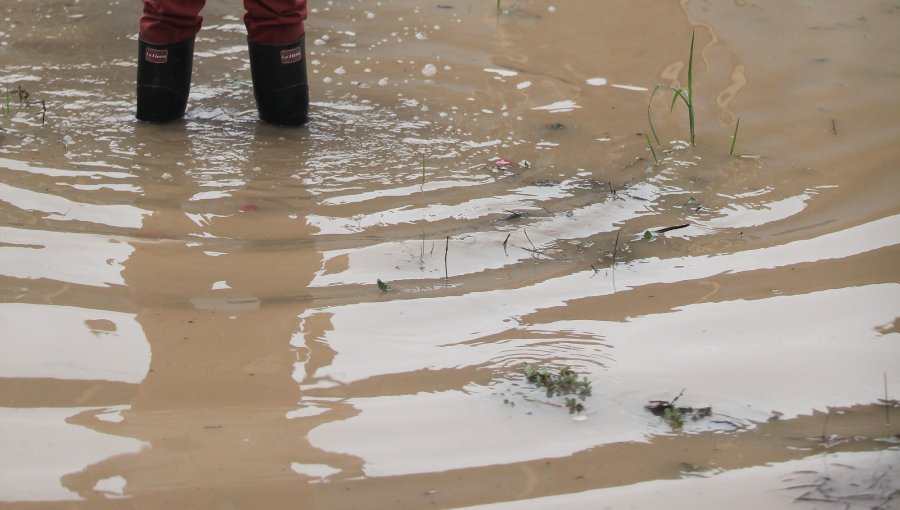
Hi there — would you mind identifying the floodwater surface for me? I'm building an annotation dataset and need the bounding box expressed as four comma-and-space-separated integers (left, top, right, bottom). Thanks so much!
1, 0, 899, 508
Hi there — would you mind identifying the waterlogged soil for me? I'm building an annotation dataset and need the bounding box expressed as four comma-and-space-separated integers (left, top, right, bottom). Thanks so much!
2, 0, 899, 508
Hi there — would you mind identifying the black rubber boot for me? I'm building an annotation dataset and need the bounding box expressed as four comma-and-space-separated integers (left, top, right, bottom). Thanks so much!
136, 37, 194, 122
248, 35, 309, 126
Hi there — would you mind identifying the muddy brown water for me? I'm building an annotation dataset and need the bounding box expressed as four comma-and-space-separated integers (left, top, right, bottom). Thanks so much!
1, 0, 899, 508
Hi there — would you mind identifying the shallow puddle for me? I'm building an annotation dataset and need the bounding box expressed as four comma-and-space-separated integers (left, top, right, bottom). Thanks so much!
1, 0, 899, 508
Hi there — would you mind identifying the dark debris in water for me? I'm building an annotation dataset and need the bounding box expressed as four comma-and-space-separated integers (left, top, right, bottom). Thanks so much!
645, 389, 712, 430
654, 224, 689, 234
501, 210, 526, 221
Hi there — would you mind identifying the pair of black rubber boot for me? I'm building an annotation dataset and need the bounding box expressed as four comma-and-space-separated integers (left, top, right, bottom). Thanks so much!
136, 36, 308, 126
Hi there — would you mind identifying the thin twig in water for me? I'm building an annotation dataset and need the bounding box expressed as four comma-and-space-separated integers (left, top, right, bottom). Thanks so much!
444, 236, 449, 280
420, 232, 425, 265
612, 229, 621, 266
832, 119, 837, 135
523, 229, 538, 252
502, 233, 510, 249
608, 182, 625, 201
821, 408, 832, 440
886, 372, 891, 425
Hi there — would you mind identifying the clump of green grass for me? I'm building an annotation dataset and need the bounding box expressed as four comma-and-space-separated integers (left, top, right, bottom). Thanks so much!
523, 363, 592, 413
647, 33, 747, 155
648, 30, 695, 147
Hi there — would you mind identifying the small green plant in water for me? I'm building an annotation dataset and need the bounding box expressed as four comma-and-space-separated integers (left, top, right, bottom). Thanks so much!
523, 363, 592, 414
648, 31, 696, 146
663, 407, 684, 429
565, 397, 585, 414
647, 33, 744, 154
647, 31, 694, 145
376, 279, 390, 292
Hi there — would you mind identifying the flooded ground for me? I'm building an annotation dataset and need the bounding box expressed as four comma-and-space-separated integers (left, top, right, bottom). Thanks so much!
1, 0, 899, 508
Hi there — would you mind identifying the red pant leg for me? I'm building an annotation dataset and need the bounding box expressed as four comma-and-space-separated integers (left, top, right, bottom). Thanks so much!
243, 0, 307, 45
140, 0, 206, 45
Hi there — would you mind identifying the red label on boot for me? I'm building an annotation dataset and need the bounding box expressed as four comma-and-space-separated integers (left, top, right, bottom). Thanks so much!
145, 48, 168, 64
280, 47, 303, 64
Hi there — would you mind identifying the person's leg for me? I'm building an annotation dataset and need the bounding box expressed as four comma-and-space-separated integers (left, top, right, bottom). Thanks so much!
136, 0, 205, 122
244, 0, 309, 126
243, 0, 307, 45
140, 0, 206, 45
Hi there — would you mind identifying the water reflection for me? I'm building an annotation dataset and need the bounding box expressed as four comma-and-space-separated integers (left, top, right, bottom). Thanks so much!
47, 124, 371, 503
0, 407, 146, 502
0, 305, 148, 382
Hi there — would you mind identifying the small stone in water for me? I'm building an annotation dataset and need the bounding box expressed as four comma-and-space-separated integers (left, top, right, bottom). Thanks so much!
421, 63, 437, 77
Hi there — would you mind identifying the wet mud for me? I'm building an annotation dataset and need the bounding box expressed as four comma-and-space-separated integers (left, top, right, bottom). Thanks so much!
1, 0, 899, 508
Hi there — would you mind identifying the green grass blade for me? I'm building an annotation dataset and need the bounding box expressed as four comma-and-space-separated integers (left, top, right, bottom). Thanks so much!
647, 85, 665, 145
687, 30, 695, 145
644, 132, 659, 164
670, 87, 689, 111
669, 89, 681, 113
729, 117, 740, 156
649, 83, 691, 147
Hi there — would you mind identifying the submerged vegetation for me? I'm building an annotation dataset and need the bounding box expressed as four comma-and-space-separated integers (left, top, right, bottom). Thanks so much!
523, 363, 592, 414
